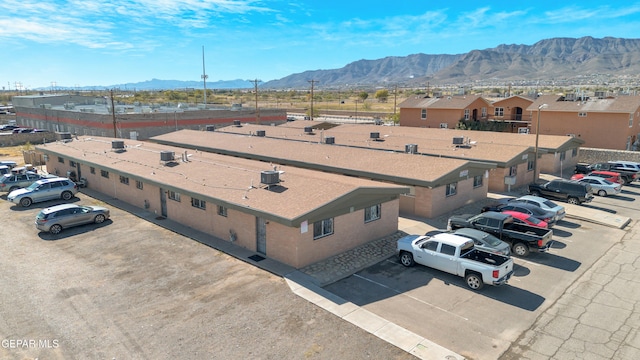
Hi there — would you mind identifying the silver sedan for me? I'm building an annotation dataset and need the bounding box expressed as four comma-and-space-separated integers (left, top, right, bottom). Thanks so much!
575, 177, 621, 196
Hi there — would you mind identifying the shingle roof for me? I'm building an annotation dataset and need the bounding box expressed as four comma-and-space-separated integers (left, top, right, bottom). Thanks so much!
36, 137, 407, 226
528, 95, 640, 113
399, 95, 490, 109
151, 130, 495, 187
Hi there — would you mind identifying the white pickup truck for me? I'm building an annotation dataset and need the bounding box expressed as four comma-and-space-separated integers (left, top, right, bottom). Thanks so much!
396, 233, 514, 290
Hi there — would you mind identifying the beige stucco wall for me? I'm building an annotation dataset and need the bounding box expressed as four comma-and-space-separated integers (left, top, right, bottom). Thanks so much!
535, 110, 640, 150
400, 98, 490, 129
402, 177, 486, 218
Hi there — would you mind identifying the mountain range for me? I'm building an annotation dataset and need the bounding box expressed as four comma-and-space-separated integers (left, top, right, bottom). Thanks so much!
60, 36, 640, 91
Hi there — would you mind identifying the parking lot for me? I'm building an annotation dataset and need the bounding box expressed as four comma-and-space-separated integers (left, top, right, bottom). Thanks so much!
0, 191, 413, 360
1, 165, 638, 360
325, 184, 639, 359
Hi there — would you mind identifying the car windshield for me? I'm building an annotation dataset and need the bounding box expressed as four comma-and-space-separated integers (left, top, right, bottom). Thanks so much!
602, 179, 614, 185
481, 233, 502, 246
542, 199, 557, 208
527, 216, 542, 225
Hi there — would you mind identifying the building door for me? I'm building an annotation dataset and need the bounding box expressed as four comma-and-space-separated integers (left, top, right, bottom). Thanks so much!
256, 217, 267, 255
159, 188, 167, 217
515, 107, 523, 121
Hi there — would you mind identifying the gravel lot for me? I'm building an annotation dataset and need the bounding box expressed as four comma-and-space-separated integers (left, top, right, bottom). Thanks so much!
0, 189, 415, 360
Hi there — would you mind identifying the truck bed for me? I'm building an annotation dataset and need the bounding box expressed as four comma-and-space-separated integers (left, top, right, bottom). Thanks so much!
461, 248, 510, 267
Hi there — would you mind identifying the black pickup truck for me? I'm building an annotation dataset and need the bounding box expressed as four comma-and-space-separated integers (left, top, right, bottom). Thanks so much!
447, 211, 553, 257
575, 162, 637, 184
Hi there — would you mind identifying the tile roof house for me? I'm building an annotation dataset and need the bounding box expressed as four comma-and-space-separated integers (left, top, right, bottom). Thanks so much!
528, 94, 640, 150
36, 137, 407, 268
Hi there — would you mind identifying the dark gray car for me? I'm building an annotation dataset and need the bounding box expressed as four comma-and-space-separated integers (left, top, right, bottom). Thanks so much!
426, 228, 511, 256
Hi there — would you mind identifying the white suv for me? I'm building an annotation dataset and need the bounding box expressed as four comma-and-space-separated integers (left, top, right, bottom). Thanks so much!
608, 161, 640, 179
7, 177, 78, 207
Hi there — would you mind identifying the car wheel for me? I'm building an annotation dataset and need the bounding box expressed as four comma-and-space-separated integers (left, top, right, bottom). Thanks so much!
512, 242, 530, 257
49, 224, 63, 234
567, 197, 580, 205
399, 252, 415, 267
531, 190, 541, 197
598, 190, 607, 197
61, 191, 73, 201
465, 272, 484, 290
94, 214, 106, 224
19, 197, 32, 207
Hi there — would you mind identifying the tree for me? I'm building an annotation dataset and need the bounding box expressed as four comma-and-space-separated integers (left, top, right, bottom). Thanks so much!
358, 91, 369, 102
374, 89, 389, 102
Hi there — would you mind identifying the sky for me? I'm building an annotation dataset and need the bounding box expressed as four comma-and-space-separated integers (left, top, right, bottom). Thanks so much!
2, 0, 640, 89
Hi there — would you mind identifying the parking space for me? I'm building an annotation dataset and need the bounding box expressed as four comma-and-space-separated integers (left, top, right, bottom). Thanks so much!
325, 184, 637, 360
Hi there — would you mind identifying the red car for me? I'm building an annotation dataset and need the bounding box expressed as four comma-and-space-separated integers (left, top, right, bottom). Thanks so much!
502, 210, 549, 229
571, 171, 623, 184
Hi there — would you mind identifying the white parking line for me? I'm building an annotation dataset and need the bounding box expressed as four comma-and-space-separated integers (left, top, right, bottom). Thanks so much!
352, 273, 469, 321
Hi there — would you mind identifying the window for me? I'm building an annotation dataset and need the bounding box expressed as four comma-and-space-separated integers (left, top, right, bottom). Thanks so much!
119, 175, 129, 185
440, 244, 456, 256
90, 167, 95, 174
421, 109, 427, 120
481, 107, 487, 117
58, 157, 64, 164
191, 197, 206, 210
217, 205, 227, 217
509, 166, 517, 176
630, 114, 634, 128
446, 182, 457, 196
100, 170, 109, 178
439, 123, 448, 129
578, 112, 587, 117
494, 107, 504, 116
559, 152, 566, 161
464, 109, 470, 120
572, 148, 578, 157
136, 180, 143, 190
69, 160, 77, 167
528, 160, 535, 171
168, 190, 180, 202
313, 218, 334, 239
473, 175, 483, 188
424, 241, 438, 251
364, 204, 381, 223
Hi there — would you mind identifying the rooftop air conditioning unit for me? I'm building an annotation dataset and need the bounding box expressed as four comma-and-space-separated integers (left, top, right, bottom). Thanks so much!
324, 136, 335, 144
452, 136, 464, 145
370, 132, 380, 140
256, 130, 266, 137
233, 120, 241, 127
57, 132, 72, 141
260, 170, 280, 186
111, 140, 126, 152
304, 127, 313, 134
405, 144, 418, 154
205, 125, 215, 132
160, 151, 175, 162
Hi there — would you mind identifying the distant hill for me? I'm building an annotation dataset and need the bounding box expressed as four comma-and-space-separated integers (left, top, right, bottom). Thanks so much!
44, 36, 640, 91
262, 36, 640, 89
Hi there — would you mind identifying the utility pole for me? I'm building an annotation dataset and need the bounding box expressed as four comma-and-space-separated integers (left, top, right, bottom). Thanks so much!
249, 79, 262, 124
201, 46, 208, 107
110, 89, 117, 138
393, 84, 398, 115
308, 80, 317, 120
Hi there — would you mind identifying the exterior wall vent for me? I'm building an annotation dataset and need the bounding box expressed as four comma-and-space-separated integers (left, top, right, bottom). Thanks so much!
160, 151, 175, 162
256, 130, 266, 137
205, 125, 216, 131
325, 136, 335, 144
233, 120, 242, 127
370, 132, 380, 140
111, 140, 126, 152
452, 136, 464, 145
260, 170, 280, 185
405, 144, 418, 154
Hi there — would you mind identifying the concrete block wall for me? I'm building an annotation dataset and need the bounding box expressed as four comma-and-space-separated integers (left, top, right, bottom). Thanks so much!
578, 148, 640, 164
